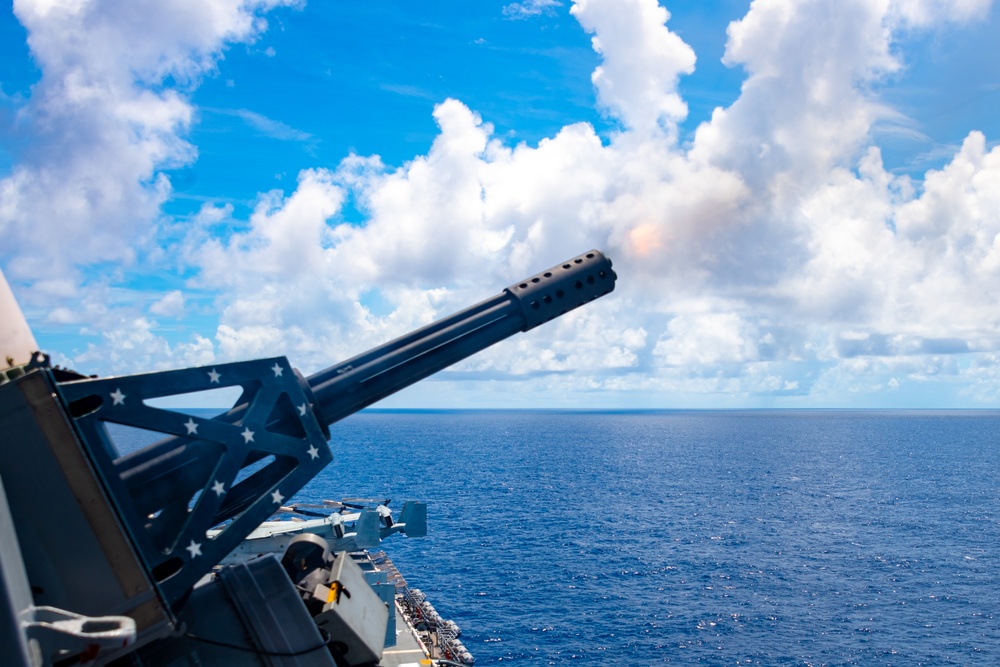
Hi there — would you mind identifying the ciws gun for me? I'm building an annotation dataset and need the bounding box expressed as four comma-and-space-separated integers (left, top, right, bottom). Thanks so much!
0, 250, 616, 667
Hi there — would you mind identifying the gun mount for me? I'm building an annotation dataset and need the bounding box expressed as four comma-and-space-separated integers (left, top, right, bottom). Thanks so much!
0, 250, 615, 666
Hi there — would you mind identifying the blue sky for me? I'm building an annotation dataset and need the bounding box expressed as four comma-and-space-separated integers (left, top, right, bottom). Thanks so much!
2, 0, 1000, 409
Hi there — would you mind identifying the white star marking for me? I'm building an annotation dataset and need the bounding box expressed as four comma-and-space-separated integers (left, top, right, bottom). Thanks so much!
241, 427, 255, 443
271, 489, 284, 505
184, 418, 198, 435
185, 540, 202, 558
271, 363, 283, 377
298, 403, 308, 417
211, 481, 226, 497
307, 445, 320, 460
207, 368, 221, 384
110, 388, 126, 406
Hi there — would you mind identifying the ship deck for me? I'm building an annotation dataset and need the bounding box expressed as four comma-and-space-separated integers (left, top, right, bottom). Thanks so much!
379, 600, 431, 667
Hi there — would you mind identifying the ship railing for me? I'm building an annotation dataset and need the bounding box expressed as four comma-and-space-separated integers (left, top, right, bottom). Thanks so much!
368, 550, 475, 665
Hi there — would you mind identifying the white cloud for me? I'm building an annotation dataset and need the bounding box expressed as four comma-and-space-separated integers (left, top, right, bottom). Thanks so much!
1, 0, 299, 281
175, 0, 1000, 405
194, 168, 344, 289
571, 0, 695, 137
891, 132, 1000, 336
5, 0, 1000, 406
503, 0, 562, 20
74, 316, 216, 374
889, 0, 992, 26
654, 313, 760, 367
691, 0, 896, 192
149, 290, 186, 318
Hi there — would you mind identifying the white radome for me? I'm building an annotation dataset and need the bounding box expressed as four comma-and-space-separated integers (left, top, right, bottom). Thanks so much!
0, 268, 38, 367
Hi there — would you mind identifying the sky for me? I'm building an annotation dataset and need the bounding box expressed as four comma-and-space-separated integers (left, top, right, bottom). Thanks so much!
2, 0, 1000, 409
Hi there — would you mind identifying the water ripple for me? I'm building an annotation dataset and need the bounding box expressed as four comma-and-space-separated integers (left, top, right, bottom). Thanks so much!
296, 410, 1000, 666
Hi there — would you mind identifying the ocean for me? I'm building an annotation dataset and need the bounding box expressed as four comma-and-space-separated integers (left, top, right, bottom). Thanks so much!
294, 410, 1000, 666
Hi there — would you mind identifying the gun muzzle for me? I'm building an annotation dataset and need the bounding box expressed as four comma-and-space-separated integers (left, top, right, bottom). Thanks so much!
306, 250, 616, 425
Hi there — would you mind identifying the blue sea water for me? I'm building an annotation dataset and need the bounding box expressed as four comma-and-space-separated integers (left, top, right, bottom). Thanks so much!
292, 410, 1000, 666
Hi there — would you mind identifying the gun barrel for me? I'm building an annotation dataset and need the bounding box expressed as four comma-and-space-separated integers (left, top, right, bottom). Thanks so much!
112, 250, 615, 522
307, 249, 616, 425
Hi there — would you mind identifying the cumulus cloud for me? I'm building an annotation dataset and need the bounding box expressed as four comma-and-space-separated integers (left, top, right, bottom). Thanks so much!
571, 0, 695, 137
654, 313, 760, 368
3, 0, 1000, 406
75, 317, 215, 373
0, 0, 298, 281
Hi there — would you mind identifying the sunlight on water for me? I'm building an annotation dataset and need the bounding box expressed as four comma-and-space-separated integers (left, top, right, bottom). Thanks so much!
300, 410, 1000, 666
113, 410, 1000, 665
